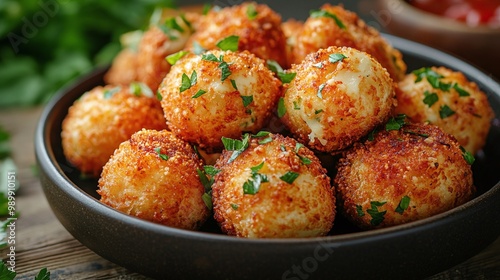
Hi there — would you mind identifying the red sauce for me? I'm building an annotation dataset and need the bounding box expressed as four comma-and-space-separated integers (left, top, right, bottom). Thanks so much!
407, 0, 500, 26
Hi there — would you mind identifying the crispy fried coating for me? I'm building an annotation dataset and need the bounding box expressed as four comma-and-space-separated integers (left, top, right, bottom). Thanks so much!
335, 122, 475, 230
159, 50, 281, 152
212, 133, 335, 238
395, 66, 495, 154
281, 46, 397, 154
98, 129, 210, 230
292, 4, 406, 81
61, 85, 167, 177
185, 2, 288, 67
104, 48, 138, 86
281, 19, 303, 68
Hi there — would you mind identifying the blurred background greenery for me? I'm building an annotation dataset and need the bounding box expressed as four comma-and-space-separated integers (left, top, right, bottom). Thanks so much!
0, 0, 175, 108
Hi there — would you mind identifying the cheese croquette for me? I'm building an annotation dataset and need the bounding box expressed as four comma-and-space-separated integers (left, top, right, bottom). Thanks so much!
280, 46, 397, 154
335, 121, 475, 230
136, 14, 196, 91
395, 66, 495, 154
98, 129, 210, 230
185, 2, 288, 67
212, 133, 335, 238
159, 50, 281, 152
292, 4, 406, 81
61, 85, 167, 177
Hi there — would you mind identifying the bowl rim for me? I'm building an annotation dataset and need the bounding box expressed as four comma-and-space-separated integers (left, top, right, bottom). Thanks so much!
380, 0, 500, 34
35, 33, 500, 246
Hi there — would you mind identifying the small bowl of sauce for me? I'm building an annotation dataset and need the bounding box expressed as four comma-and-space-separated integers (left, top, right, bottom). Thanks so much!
378, 0, 500, 78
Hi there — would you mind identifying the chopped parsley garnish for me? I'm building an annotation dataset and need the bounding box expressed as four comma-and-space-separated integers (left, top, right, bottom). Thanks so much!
356, 205, 365, 217
180, 70, 197, 92
453, 83, 470, 97
202, 3, 212, 15
294, 143, 312, 165
230, 203, 239, 210
154, 147, 169, 161
293, 99, 301, 110
423, 90, 439, 107
216, 35, 239, 52
222, 133, 251, 163
385, 114, 406, 131
427, 75, 452, 91
129, 82, 153, 97
241, 95, 253, 107
413, 67, 442, 83
460, 147, 475, 165
366, 201, 387, 226
156, 91, 163, 101
103, 86, 121, 99
317, 83, 326, 99
202, 53, 233, 81
280, 171, 300, 184
166, 50, 189, 65
252, 131, 273, 145
439, 105, 455, 119
197, 165, 220, 210
159, 17, 184, 40
277, 97, 286, 118
404, 130, 429, 138
395, 196, 410, 214
310, 9, 346, 29
367, 128, 378, 141
230, 79, 238, 90
192, 89, 207, 98
315, 109, 324, 114
243, 161, 269, 195
329, 53, 347, 63
266, 60, 296, 84
246, 4, 258, 19
180, 14, 194, 33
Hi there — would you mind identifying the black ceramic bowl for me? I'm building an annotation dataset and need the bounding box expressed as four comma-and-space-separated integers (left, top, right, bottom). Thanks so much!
35, 33, 500, 279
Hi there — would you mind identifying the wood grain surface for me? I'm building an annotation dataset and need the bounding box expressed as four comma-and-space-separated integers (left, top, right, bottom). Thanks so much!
1, 107, 499, 279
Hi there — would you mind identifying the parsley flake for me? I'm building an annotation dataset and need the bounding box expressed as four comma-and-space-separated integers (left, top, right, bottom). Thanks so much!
317, 83, 326, 99
310, 9, 346, 29
395, 196, 410, 214
156, 91, 163, 101
329, 53, 347, 63
230, 203, 239, 210
166, 50, 188, 65
460, 146, 475, 165
103, 86, 121, 99
246, 4, 258, 19
243, 162, 269, 195
367, 201, 387, 226
277, 97, 286, 118
385, 114, 406, 131
230, 79, 238, 90
439, 105, 455, 119
192, 89, 207, 98
154, 147, 169, 161
180, 70, 197, 92
241, 95, 253, 107
216, 35, 239, 52
294, 143, 312, 165
453, 83, 470, 97
129, 82, 153, 97
266, 60, 296, 84
222, 133, 251, 163
423, 91, 439, 107
280, 171, 300, 184
356, 205, 365, 217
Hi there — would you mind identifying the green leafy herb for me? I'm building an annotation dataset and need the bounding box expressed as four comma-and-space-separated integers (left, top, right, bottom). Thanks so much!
252, 131, 273, 145
201, 193, 212, 209
129, 82, 153, 97
277, 97, 286, 118
293, 100, 301, 110
230, 79, 238, 90
218, 62, 232, 81
197, 165, 220, 210
180, 14, 194, 33
222, 133, 251, 163
241, 95, 253, 107
367, 128, 378, 141
202, 53, 220, 62
0, 261, 16, 280
266, 60, 296, 84
156, 91, 163, 101
202, 3, 212, 15
35, 267, 50, 280
159, 17, 184, 40
460, 147, 475, 165
154, 147, 169, 161
315, 109, 324, 115
246, 4, 258, 19
427, 75, 452, 91
294, 143, 312, 165
180, 70, 197, 92
329, 53, 347, 63
317, 83, 326, 99
439, 105, 455, 119
230, 203, 239, 210
216, 35, 239, 52
453, 83, 470, 97
395, 196, 410, 214
423, 91, 439, 107
280, 171, 300, 184
103, 86, 121, 99
166, 50, 189, 65
192, 89, 207, 98
385, 114, 406, 131
356, 205, 365, 217
243, 162, 268, 195
412, 67, 443, 83
310, 9, 346, 29
366, 201, 387, 226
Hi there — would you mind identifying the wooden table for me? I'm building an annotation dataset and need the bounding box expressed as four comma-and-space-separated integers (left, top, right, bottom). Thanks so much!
1, 107, 500, 279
